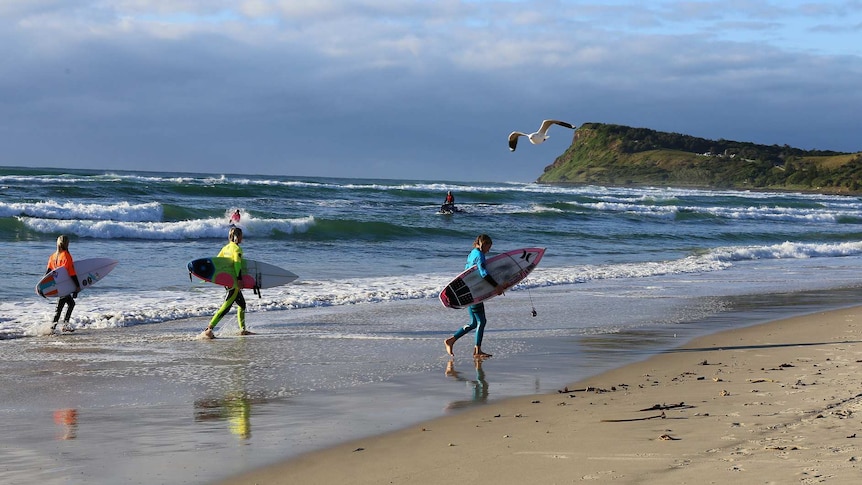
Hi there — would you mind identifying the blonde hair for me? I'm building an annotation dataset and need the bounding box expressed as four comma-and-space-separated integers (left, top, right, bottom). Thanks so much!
56, 235, 69, 251
473, 234, 492, 249
229, 226, 243, 243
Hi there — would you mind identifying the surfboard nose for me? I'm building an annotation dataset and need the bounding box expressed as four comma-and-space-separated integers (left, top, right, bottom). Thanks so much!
188, 258, 217, 280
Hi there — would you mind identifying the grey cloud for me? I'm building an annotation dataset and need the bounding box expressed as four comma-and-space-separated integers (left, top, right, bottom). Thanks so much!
0, 1, 859, 182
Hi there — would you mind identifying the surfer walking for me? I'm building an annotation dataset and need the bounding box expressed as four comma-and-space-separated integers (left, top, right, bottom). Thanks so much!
444, 234, 504, 358
47, 235, 81, 332
201, 227, 254, 338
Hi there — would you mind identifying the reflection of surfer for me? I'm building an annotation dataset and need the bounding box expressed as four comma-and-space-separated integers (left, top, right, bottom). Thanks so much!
194, 394, 252, 440
47, 235, 81, 333
229, 209, 241, 227
53, 408, 78, 440
445, 359, 488, 409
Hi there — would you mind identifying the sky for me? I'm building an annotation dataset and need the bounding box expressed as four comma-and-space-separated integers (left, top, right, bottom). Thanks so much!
1, 1, 860, 182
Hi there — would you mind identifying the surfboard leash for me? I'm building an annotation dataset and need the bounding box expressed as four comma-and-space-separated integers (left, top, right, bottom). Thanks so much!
527, 281, 537, 317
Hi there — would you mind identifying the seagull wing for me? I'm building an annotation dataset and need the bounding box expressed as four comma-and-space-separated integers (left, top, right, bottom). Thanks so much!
508, 131, 526, 151
539, 119, 575, 134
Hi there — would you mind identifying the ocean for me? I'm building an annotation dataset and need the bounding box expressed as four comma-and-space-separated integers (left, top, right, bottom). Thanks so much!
3, 166, 862, 484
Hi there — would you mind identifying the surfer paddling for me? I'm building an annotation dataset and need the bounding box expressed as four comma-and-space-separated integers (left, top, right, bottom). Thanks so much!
444, 234, 504, 359
201, 227, 254, 338
46, 235, 81, 333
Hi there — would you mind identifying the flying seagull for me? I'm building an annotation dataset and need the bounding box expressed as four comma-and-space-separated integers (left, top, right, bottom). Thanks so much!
508, 119, 576, 152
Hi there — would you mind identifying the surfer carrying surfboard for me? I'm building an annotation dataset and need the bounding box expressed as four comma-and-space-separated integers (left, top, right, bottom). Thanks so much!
201, 227, 254, 338
46, 235, 81, 332
444, 234, 504, 359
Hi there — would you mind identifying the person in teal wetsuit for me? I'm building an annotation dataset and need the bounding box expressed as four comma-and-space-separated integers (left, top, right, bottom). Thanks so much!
201, 227, 253, 338
444, 234, 504, 358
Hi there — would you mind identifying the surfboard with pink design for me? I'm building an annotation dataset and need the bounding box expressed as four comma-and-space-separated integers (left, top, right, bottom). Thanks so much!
439, 248, 545, 309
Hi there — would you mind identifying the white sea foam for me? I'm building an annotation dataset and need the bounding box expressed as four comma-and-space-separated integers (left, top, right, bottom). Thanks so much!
1, 200, 162, 221
6, 239, 862, 338
18, 215, 316, 239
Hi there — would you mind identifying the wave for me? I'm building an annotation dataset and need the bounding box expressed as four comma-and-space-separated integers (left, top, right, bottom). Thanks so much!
13, 211, 462, 242
18, 215, 316, 240
0, 200, 162, 221
296, 218, 461, 241
706, 240, 862, 262
4, 238, 862, 337
550, 199, 862, 224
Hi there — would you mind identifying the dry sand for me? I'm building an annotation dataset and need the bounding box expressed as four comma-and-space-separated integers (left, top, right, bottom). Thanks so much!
217, 306, 862, 484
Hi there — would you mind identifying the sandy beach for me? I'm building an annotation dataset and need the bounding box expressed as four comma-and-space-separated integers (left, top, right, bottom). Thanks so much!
219, 305, 862, 484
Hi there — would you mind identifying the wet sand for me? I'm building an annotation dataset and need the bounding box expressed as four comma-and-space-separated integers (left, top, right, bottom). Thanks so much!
219, 306, 862, 484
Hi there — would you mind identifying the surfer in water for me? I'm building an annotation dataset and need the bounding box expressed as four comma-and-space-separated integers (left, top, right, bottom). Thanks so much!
444, 234, 504, 359
229, 209, 241, 227
47, 235, 81, 332
440, 191, 457, 214
201, 227, 254, 338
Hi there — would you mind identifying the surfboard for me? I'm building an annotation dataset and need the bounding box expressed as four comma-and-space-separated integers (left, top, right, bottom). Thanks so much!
187, 257, 298, 289
36, 257, 119, 298
439, 248, 545, 309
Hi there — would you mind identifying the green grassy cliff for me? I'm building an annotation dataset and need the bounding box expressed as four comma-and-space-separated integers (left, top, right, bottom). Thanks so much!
538, 123, 862, 193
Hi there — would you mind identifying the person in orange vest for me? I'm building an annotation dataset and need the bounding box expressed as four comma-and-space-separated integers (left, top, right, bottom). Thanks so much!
46, 235, 81, 332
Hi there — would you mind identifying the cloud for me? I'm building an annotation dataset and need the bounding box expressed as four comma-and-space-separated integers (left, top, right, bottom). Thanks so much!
0, 1, 860, 182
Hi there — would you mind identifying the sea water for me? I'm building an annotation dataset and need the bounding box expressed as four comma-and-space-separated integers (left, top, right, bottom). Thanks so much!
3, 167, 862, 484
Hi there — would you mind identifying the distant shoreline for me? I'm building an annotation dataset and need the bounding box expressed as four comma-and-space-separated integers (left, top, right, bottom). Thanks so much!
538, 122, 862, 194
536, 179, 861, 197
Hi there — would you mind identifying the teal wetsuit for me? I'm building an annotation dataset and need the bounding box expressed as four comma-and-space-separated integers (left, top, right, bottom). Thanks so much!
451, 248, 499, 346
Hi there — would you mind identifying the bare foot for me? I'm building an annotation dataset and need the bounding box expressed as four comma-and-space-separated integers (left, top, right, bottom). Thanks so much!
474, 350, 492, 359
200, 328, 215, 339
444, 337, 456, 356
240, 330, 255, 336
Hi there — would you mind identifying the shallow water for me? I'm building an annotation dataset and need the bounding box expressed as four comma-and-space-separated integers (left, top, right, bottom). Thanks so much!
6, 168, 862, 482
3, 274, 862, 484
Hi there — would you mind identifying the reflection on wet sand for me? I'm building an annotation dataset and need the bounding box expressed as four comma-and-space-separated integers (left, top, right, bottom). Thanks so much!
53, 408, 78, 440
194, 394, 253, 440
444, 359, 488, 410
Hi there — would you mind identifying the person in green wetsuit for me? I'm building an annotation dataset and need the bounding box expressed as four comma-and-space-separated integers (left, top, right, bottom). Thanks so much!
201, 227, 254, 338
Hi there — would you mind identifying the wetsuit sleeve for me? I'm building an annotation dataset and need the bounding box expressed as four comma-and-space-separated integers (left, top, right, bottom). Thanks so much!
475, 252, 499, 287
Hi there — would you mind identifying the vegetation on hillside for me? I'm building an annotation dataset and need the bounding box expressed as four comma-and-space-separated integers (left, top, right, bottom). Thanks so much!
538, 123, 862, 193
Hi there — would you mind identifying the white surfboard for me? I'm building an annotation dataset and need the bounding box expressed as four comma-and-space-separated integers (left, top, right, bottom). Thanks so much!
36, 257, 119, 298
188, 257, 298, 289
439, 248, 545, 309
